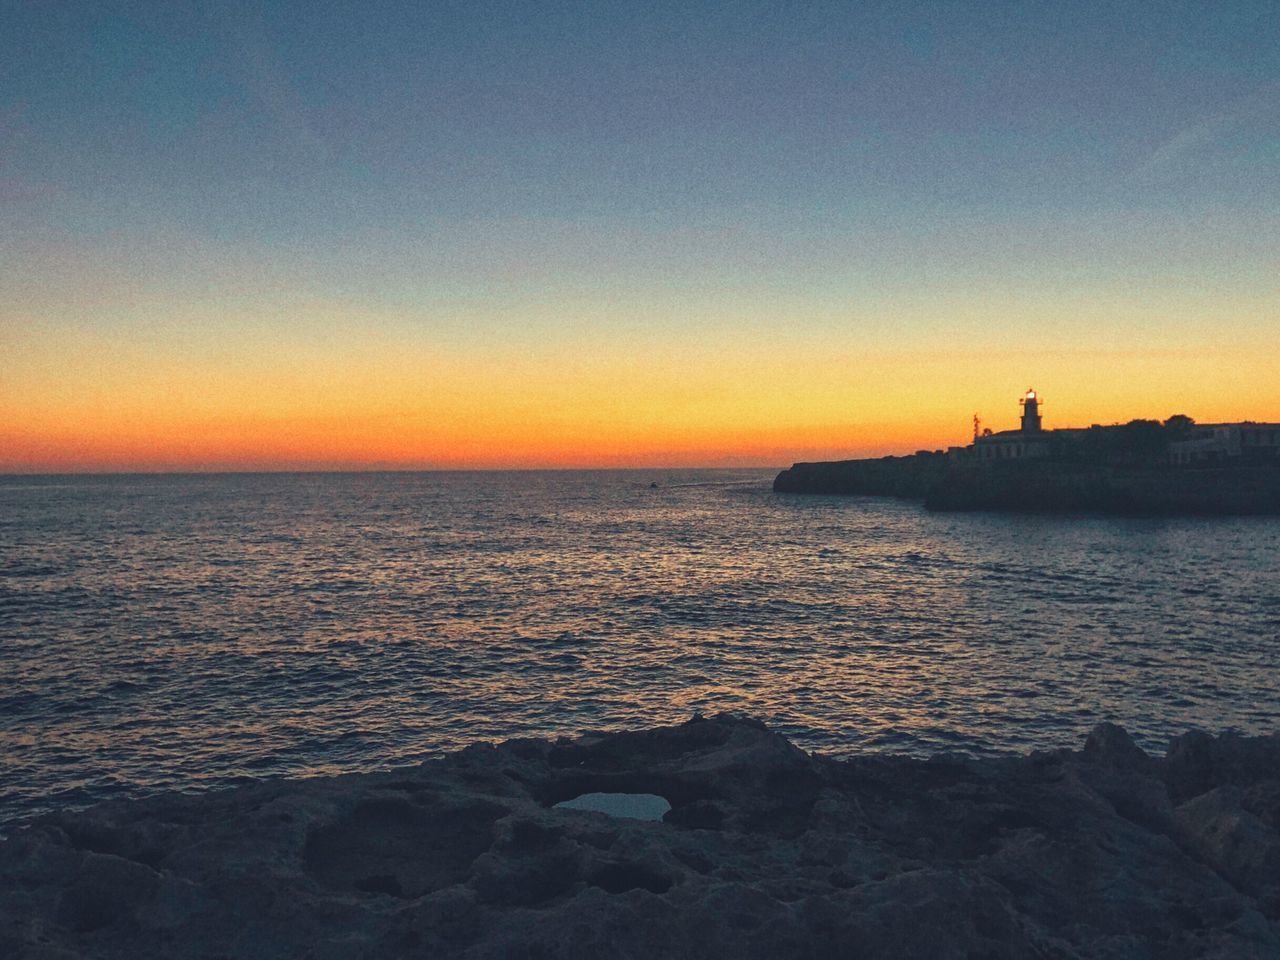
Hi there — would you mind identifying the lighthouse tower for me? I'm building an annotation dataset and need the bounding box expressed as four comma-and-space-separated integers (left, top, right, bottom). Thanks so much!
1019, 388, 1042, 433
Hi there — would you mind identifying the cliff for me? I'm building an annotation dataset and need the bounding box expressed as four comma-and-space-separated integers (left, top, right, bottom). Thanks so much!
774, 457, 1280, 515
3, 714, 1279, 958
925, 462, 1280, 514
772, 453, 949, 498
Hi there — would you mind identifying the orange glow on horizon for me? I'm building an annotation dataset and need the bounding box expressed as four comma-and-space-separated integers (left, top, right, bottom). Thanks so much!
5, 326, 1279, 472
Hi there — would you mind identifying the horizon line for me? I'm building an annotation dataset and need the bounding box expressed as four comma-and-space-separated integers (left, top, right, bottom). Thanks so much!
0, 464, 788, 479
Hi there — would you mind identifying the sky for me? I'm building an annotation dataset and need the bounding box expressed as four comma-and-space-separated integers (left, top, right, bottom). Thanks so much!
2, 0, 1278, 470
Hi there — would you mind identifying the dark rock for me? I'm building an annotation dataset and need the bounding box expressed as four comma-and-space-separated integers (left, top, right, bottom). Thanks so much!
1174, 787, 1280, 915
1166, 730, 1280, 804
585, 858, 673, 895
303, 795, 506, 898
1084, 721, 1152, 771
54, 850, 159, 934
1167, 730, 1220, 803
1, 714, 1278, 958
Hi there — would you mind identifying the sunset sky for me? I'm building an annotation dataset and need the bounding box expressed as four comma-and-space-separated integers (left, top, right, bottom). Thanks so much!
3, 0, 1278, 471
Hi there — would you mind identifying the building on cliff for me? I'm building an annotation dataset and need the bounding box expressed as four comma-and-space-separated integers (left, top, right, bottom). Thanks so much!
1170, 422, 1280, 465
952, 390, 1280, 467
966, 389, 1051, 461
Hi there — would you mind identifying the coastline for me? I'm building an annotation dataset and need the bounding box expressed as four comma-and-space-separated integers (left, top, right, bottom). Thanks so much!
774, 457, 1280, 515
4, 714, 1278, 958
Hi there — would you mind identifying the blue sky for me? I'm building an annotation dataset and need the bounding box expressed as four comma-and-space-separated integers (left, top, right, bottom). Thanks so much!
3, 1, 1278, 468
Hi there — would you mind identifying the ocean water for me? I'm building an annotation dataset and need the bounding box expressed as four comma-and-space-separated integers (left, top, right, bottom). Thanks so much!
2, 469, 1279, 825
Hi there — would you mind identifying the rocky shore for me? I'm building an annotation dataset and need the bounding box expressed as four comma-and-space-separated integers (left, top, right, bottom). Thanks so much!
772, 453, 948, 500
3, 714, 1279, 958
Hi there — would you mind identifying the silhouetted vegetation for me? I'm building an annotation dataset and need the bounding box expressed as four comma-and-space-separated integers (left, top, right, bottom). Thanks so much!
1163, 414, 1195, 440
1054, 416, 1197, 466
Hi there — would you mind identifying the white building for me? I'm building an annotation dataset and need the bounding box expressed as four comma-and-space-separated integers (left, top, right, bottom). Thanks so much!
969, 389, 1051, 461
1170, 422, 1280, 465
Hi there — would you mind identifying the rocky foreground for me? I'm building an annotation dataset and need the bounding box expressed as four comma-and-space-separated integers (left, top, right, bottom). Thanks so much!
3, 715, 1280, 959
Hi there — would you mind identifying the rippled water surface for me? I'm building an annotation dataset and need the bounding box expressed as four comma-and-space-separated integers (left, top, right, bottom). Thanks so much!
3, 470, 1279, 824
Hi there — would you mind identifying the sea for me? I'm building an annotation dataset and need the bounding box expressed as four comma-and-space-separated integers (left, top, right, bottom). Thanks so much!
2, 469, 1279, 827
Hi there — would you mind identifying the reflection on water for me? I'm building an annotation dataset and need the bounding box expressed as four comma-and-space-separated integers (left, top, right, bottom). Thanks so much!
1, 470, 1279, 823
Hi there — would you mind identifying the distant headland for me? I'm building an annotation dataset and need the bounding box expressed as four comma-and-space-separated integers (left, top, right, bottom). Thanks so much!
774, 390, 1280, 514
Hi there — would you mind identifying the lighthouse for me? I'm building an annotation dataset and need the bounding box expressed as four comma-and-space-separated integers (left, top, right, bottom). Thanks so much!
1020, 388, 1042, 434
968, 387, 1051, 461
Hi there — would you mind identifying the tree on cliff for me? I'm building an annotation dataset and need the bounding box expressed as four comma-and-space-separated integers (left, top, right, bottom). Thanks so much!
1068, 419, 1172, 465
1163, 414, 1195, 441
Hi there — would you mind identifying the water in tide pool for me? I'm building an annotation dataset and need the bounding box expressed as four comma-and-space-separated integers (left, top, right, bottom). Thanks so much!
2, 469, 1280, 826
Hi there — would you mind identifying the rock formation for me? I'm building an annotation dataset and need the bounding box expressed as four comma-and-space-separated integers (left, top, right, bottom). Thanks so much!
773, 456, 1280, 515
3, 714, 1279, 958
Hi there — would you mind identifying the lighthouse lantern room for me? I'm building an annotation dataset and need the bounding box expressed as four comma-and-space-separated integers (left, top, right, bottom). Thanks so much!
1019, 388, 1042, 434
